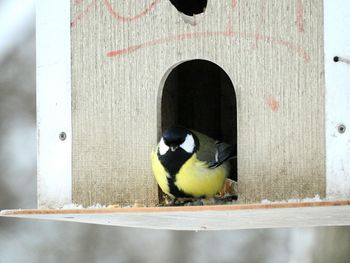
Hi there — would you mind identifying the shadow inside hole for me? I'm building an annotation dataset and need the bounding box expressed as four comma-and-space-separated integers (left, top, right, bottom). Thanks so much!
169, 0, 208, 16
160, 59, 237, 182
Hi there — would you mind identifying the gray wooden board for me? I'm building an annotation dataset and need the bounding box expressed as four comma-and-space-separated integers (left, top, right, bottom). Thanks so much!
2, 204, 350, 231
71, 0, 325, 206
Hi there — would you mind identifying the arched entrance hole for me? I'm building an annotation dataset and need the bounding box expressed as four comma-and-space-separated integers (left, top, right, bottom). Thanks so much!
169, 0, 208, 16
160, 59, 237, 181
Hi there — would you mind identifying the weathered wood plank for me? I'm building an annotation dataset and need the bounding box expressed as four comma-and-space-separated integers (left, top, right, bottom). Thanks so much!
2, 201, 349, 231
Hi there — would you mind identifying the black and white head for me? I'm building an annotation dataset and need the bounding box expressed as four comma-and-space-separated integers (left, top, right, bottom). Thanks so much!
157, 126, 199, 175
158, 126, 198, 155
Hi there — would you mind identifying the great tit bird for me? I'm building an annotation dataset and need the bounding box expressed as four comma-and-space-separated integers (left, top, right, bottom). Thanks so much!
151, 126, 235, 201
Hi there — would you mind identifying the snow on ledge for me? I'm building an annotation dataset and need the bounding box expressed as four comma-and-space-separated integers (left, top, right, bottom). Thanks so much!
261, 195, 322, 204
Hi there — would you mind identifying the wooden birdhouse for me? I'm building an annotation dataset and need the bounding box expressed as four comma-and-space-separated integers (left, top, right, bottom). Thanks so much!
2, 0, 350, 230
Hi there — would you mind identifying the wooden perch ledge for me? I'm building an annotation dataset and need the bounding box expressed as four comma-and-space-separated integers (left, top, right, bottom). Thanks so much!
1, 200, 350, 231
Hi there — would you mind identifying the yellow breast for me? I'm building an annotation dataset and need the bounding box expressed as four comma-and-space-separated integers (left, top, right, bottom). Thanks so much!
175, 154, 228, 198
151, 150, 228, 198
151, 149, 172, 197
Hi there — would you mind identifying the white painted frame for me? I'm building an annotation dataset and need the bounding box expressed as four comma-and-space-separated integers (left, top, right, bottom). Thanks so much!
36, 0, 72, 208
35, 1, 350, 208
324, 0, 350, 199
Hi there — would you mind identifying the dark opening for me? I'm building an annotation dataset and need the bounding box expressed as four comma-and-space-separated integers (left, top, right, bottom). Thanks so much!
169, 0, 208, 16
160, 59, 237, 181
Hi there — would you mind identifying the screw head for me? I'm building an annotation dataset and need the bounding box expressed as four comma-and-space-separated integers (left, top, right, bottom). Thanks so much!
337, 124, 346, 134
59, 132, 67, 141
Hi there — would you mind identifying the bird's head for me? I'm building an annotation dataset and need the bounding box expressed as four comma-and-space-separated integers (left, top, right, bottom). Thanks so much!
158, 126, 198, 156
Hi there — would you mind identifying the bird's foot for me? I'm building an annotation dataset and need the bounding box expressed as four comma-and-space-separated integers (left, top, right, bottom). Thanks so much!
159, 197, 205, 206
214, 194, 238, 204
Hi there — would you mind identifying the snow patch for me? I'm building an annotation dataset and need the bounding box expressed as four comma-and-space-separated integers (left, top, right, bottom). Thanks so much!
61, 203, 107, 209
261, 195, 322, 204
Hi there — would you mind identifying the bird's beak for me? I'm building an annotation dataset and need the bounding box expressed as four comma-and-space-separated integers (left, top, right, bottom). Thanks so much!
170, 146, 178, 152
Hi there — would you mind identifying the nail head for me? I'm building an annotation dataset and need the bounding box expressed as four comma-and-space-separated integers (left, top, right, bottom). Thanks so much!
59, 132, 67, 141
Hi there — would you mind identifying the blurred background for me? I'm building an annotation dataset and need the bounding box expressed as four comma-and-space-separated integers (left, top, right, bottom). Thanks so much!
0, 0, 349, 262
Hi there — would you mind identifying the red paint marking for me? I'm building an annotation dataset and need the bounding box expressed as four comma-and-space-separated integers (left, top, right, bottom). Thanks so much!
267, 96, 280, 112
102, 0, 160, 22
71, 0, 160, 28
226, 0, 238, 33
253, 1, 266, 49
107, 30, 310, 63
107, 32, 233, 57
71, 0, 97, 28
226, 14, 233, 34
257, 34, 310, 62
296, 0, 305, 32
107, 45, 143, 57
71, 0, 310, 63
231, 0, 238, 8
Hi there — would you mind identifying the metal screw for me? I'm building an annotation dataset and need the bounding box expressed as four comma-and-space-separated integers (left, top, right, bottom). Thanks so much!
337, 124, 346, 134
59, 132, 67, 141
333, 56, 350, 64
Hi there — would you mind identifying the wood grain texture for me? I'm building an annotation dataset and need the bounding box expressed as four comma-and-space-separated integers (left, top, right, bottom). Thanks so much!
2, 201, 349, 231
71, 0, 325, 206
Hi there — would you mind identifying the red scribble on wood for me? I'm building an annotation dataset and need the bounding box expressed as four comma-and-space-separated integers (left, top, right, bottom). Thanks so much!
108, 32, 234, 57
231, 0, 238, 8
267, 96, 280, 112
226, 0, 238, 33
102, 0, 160, 22
107, 0, 310, 62
71, 0, 160, 28
296, 0, 305, 32
71, 0, 310, 62
107, 30, 310, 62
253, 1, 266, 49
108, 45, 143, 57
71, 0, 97, 28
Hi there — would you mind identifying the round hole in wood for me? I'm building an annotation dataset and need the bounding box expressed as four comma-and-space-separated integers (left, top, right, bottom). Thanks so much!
169, 0, 208, 16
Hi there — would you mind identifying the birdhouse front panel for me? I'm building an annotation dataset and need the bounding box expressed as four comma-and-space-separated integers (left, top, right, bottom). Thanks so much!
71, 0, 325, 206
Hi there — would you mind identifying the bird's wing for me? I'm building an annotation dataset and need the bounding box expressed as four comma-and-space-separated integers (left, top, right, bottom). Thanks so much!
208, 142, 235, 168
192, 131, 235, 168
